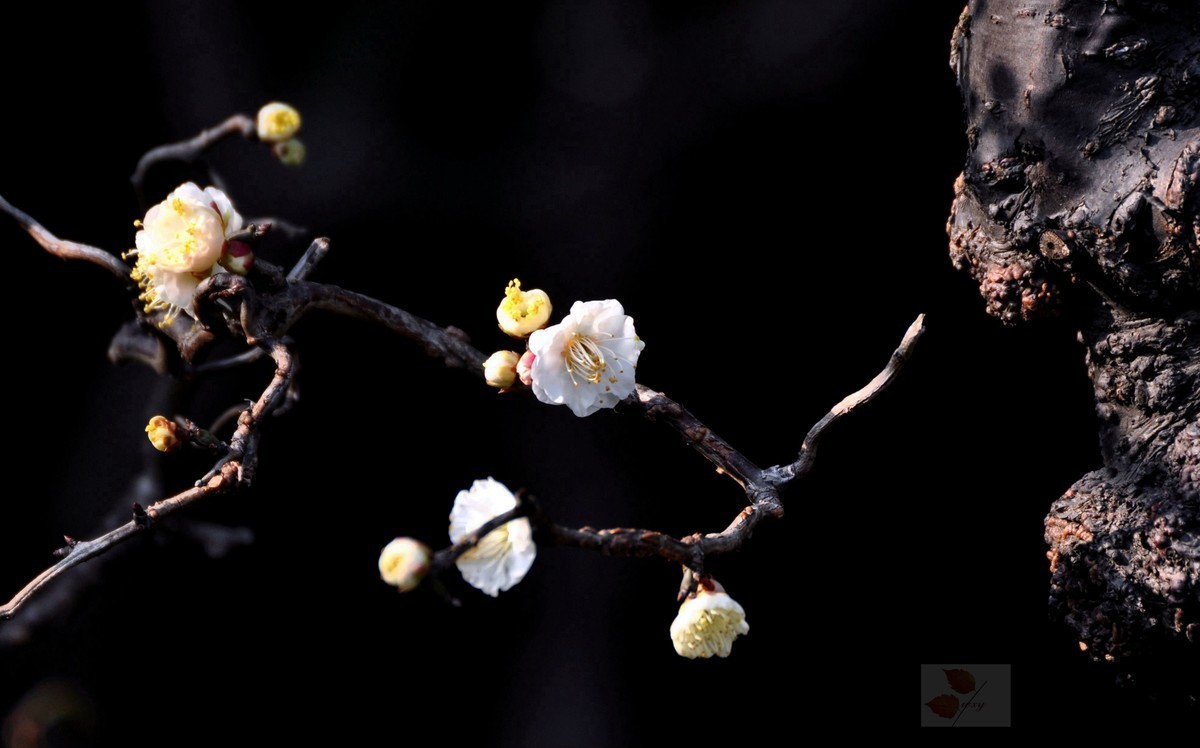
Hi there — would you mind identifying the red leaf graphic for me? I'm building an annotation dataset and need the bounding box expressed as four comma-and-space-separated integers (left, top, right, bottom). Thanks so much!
925, 694, 960, 719
943, 668, 976, 694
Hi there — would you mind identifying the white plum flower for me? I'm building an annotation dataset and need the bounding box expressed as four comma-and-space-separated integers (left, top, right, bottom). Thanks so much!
527, 299, 644, 417
670, 585, 750, 659
449, 478, 536, 597
378, 537, 432, 593
129, 183, 243, 323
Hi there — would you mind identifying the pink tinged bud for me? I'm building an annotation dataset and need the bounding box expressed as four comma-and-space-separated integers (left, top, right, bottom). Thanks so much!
516, 350, 535, 386
220, 240, 255, 275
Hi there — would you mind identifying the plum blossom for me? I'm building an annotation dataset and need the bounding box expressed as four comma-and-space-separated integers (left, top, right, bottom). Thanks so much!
670, 583, 749, 659
527, 299, 644, 417
129, 183, 242, 323
449, 478, 536, 597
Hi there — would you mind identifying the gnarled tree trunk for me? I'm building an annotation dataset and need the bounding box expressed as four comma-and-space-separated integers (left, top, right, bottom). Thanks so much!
948, 0, 1198, 688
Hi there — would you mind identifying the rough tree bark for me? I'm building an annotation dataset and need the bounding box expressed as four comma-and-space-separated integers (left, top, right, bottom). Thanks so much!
948, 0, 1198, 688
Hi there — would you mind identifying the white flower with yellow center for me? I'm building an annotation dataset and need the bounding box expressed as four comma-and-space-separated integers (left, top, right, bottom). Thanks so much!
670, 585, 750, 659
129, 183, 243, 323
527, 299, 644, 417
449, 478, 536, 597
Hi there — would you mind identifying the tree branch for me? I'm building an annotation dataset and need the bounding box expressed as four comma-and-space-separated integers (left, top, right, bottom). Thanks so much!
130, 114, 256, 197
0, 191, 131, 283
1, 118, 926, 621
421, 315, 926, 578
770, 313, 926, 483
0, 337, 295, 621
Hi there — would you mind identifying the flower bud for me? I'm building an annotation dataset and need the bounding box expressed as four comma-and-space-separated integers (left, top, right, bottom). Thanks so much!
145, 415, 181, 453
496, 279, 552, 338
516, 350, 535, 386
256, 102, 302, 143
272, 138, 307, 166
220, 240, 255, 275
483, 350, 520, 389
378, 537, 432, 593
669, 579, 749, 658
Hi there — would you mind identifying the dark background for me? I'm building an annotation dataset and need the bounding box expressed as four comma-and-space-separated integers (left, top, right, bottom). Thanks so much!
0, 1, 1179, 741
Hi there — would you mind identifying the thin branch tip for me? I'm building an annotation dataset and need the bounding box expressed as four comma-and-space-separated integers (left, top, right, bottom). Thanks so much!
0, 190, 131, 282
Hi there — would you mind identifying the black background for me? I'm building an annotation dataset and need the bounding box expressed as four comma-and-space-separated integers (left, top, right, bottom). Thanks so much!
0, 1, 1182, 742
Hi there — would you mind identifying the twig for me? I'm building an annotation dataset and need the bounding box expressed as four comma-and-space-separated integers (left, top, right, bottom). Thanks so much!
431, 506, 529, 573
286, 237, 330, 281
0, 494, 198, 621
0, 338, 295, 621
420, 314, 924, 579
283, 281, 487, 374
193, 348, 264, 376
130, 114, 256, 198
251, 217, 309, 243
767, 313, 926, 484
191, 239, 330, 376
0, 191, 131, 282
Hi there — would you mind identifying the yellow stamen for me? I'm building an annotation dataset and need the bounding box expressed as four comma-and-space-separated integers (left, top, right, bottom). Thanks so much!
564, 333, 606, 386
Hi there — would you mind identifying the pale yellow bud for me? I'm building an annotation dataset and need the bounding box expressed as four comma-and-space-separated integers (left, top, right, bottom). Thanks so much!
272, 138, 306, 167
256, 102, 302, 143
378, 537, 432, 592
145, 415, 181, 453
483, 350, 521, 389
496, 279, 552, 338
670, 582, 749, 658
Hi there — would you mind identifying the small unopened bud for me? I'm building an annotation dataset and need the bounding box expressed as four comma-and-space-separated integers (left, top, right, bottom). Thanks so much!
378, 537, 432, 593
145, 415, 181, 453
516, 350, 535, 386
220, 240, 255, 275
273, 138, 307, 166
496, 279, 552, 338
484, 350, 520, 389
256, 102, 302, 143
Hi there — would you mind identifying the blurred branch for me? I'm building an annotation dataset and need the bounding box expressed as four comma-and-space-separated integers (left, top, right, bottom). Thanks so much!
130, 114, 255, 199
0, 192, 131, 282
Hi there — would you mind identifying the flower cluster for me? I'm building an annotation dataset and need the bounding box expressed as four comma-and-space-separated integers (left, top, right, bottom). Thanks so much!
128, 183, 245, 324
488, 279, 645, 417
